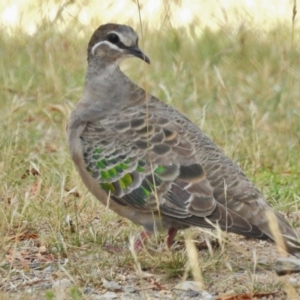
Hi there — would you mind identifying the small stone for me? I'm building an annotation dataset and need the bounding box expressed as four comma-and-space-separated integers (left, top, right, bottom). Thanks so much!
289, 277, 298, 284
100, 291, 118, 299
173, 281, 203, 292
44, 265, 54, 273
275, 258, 300, 275
52, 278, 72, 289
123, 285, 136, 293
116, 274, 126, 281
89, 294, 103, 300
173, 281, 213, 299
91, 295, 102, 300
121, 294, 141, 300
102, 280, 122, 291
183, 290, 199, 297
84, 287, 94, 294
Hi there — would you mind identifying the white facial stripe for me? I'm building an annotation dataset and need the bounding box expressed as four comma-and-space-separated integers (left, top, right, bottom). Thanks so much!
109, 31, 136, 47
91, 41, 123, 55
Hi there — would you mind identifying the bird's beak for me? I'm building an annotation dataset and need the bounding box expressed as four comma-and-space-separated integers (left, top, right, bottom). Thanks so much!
128, 46, 150, 64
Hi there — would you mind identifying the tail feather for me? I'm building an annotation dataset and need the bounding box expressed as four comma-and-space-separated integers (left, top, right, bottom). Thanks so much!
275, 216, 300, 258
171, 205, 300, 258
282, 234, 300, 258
260, 210, 300, 258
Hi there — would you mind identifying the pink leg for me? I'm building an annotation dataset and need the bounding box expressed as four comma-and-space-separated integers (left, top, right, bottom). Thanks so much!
104, 230, 151, 253
104, 244, 125, 253
106, 229, 179, 252
167, 227, 178, 248
133, 230, 151, 251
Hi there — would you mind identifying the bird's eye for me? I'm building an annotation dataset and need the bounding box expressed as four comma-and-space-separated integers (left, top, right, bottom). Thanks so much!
107, 33, 119, 44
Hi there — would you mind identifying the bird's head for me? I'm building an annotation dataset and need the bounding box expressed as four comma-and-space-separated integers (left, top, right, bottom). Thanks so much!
87, 23, 150, 65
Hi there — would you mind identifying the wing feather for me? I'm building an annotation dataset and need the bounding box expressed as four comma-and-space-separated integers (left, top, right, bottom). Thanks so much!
80, 102, 268, 238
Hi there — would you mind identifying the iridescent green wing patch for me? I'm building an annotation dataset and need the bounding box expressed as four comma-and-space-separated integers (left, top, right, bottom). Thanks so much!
89, 152, 146, 194
100, 182, 115, 193
85, 146, 134, 181
119, 173, 133, 189
122, 173, 162, 208
85, 143, 171, 210
136, 160, 146, 172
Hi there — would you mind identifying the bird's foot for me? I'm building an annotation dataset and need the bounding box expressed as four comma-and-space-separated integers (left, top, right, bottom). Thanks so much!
104, 229, 178, 252
166, 227, 178, 248
104, 230, 151, 253
131, 230, 151, 251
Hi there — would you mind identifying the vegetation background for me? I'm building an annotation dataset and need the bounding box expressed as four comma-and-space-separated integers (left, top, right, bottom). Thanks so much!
0, 0, 300, 299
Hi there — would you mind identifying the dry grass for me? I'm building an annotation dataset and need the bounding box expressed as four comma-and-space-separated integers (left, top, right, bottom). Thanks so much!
0, 1, 300, 299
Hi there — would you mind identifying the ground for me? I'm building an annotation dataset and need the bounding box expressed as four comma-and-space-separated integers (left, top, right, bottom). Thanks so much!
1, 1, 300, 299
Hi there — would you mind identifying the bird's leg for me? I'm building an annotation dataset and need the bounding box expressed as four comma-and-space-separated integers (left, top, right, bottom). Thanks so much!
133, 230, 151, 251
166, 227, 178, 248
105, 231, 150, 253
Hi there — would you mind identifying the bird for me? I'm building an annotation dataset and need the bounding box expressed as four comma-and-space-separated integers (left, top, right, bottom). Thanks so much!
67, 23, 300, 257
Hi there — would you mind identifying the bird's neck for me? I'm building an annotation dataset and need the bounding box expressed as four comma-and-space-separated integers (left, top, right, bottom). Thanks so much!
83, 60, 146, 113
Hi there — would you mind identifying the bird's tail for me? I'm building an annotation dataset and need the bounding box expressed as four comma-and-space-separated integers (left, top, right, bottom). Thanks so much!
265, 210, 300, 258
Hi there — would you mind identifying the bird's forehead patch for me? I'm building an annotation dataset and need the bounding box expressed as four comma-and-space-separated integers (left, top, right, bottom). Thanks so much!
110, 30, 138, 47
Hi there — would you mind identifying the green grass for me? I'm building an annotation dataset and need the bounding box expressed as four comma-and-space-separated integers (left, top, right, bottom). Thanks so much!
0, 13, 300, 299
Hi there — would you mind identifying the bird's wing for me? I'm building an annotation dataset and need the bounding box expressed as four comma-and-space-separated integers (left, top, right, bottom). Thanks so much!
80, 101, 265, 238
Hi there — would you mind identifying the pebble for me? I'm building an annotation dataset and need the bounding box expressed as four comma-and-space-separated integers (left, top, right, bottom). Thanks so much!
44, 265, 54, 273
100, 291, 118, 299
84, 287, 95, 295
91, 295, 103, 300
52, 278, 72, 289
275, 257, 300, 275
123, 285, 136, 293
289, 277, 298, 284
121, 294, 142, 300
173, 280, 203, 291
173, 281, 214, 299
25, 288, 33, 294
102, 280, 122, 291
116, 274, 126, 281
